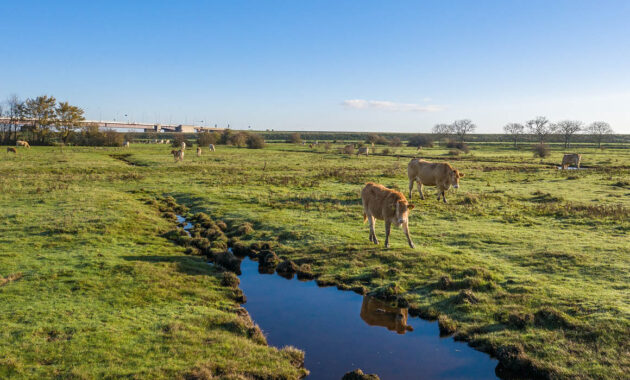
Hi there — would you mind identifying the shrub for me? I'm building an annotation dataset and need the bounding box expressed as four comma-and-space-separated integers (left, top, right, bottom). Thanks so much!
366, 133, 389, 145
103, 130, 125, 146
228, 132, 248, 147
219, 129, 233, 145
407, 135, 434, 148
445, 139, 469, 153
382, 148, 391, 155
532, 143, 550, 158
389, 137, 402, 147
171, 133, 192, 148
197, 131, 219, 146
246, 133, 265, 149
287, 132, 302, 144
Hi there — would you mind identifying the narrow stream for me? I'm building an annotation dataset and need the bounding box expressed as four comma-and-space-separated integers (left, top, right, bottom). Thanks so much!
237, 257, 499, 380
177, 215, 499, 379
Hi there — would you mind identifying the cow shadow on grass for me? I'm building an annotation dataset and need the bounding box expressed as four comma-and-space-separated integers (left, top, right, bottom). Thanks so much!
123, 255, 220, 277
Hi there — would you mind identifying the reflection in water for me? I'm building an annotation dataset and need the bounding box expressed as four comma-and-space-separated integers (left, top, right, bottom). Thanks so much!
237, 257, 499, 380
360, 296, 413, 334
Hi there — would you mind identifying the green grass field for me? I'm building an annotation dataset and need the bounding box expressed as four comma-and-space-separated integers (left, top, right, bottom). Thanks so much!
1, 142, 628, 379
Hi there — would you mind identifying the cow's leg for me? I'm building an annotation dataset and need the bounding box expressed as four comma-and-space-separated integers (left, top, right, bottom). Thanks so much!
442, 190, 448, 203
408, 178, 414, 200
403, 222, 415, 249
369, 216, 379, 245
384, 221, 391, 248
418, 182, 425, 200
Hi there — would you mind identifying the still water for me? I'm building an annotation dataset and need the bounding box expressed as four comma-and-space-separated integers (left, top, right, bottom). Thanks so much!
238, 258, 499, 380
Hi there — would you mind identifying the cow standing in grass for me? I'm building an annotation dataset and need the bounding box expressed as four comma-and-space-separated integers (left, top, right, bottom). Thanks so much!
561, 154, 582, 169
171, 149, 184, 162
7, 147, 17, 154
209, 144, 215, 152
197, 147, 202, 157
357, 147, 369, 156
361, 182, 415, 248
16, 140, 30, 148
407, 158, 464, 203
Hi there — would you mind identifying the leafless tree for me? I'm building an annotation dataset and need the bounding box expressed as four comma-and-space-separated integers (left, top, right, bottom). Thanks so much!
452, 119, 476, 143
586, 121, 613, 148
503, 123, 524, 148
5, 95, 24, 144
554, 120, 582, 148
526, 116, 552, 144
431, 123, 454, 145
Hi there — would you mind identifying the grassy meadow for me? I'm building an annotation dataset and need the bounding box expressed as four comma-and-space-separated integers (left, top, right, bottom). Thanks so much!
1, 141, 628, 379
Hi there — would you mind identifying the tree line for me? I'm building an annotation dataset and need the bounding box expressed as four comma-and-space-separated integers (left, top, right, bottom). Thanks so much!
503, 117, 614, 148
0, 95, 88, 145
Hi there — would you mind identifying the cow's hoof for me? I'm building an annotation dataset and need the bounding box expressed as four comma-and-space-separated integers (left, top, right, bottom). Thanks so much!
409, 243, 416, 249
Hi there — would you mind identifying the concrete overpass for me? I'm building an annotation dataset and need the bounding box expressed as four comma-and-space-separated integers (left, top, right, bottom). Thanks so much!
0, 117, 225, 133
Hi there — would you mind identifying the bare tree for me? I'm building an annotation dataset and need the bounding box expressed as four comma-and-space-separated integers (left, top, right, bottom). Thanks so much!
56, 101, 85, 144
586, 121, 613, 148
452, 119, 476, 143
5, 95, 24, 144
503, 123, 524, 148
554, 120, 582, 148
526, 116, 552, 144
431, 123, 454, 145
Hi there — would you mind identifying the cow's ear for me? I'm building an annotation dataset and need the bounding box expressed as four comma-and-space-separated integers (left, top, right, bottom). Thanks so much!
408, 204, 415, 210
459, 172, 465, 178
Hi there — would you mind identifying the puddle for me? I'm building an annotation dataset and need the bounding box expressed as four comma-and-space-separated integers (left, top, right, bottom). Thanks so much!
237, 257, 499, 380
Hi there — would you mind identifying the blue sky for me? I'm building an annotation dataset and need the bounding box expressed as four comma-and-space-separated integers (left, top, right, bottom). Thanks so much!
1, 1, 629, 132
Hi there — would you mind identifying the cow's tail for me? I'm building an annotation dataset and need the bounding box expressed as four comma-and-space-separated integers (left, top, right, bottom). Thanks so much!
363, 213, 367, 224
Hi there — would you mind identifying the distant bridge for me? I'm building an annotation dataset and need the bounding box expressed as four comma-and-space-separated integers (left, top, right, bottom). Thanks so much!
0, 117, 225, 133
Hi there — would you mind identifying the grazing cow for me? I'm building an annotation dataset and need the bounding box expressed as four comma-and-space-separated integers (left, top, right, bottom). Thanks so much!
361, 182, 415, 248
360, 296, 413, 334
196, 147, 202, 157
357, 147, 369, 156
561, 154, 582, 169
171, 149, 184, 162
16, 140, 30, 148
407, 158, 464, 203
124, 141, 130, 148
309, 144, 313, 149
181, 141, 186, 150
7, 147, 17, 154
209, 144, 215, 152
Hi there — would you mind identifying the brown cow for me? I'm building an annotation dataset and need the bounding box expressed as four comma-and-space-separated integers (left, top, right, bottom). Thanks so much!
171, 149, 184, 162
561, 154, 582, 169
361, 182, 415, 248
7, 147, 17, 154
407, 158, 464, 203
196, 147, 202, 157
357, 147, 369, 156
360, 296, 413, 334
16, 140, 30, 148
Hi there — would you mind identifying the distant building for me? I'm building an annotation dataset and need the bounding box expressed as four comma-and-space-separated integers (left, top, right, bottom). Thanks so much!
176, 125, 196, 133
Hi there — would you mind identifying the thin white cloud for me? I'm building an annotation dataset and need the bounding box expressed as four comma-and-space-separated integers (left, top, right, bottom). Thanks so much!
342, 99, 444, 112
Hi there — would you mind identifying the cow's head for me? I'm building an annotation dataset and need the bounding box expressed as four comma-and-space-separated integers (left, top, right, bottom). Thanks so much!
395, 201, 415, 226
449, 169, 465, 189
